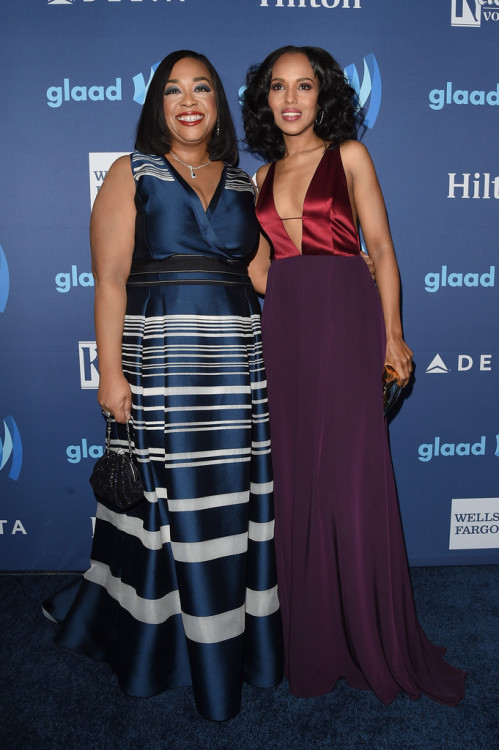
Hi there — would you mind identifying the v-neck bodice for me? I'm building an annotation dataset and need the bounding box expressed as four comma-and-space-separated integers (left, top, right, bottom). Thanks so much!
256, 146, 361, 259
131, 151, 260, 264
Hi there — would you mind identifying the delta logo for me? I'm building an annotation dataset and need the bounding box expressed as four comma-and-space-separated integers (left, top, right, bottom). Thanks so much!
426, 354, 492, 374
451, 0, 499, 27
48, 1, 185, 6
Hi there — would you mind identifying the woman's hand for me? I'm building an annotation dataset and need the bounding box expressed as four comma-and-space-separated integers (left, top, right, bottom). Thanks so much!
361, 251, 375, 281
385, 335, 413, 387
97, 373, 132, 424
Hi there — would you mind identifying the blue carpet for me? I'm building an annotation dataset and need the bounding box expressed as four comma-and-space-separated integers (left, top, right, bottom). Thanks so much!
0, 566, 497, 750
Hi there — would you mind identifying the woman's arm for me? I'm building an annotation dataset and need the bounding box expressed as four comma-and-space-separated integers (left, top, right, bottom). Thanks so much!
248, 164, 272, 296
341, 141, 413, 385
90, 155, 136, 423
248, 234, 272, 296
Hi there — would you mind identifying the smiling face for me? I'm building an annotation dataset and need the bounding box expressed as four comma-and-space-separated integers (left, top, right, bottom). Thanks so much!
268, 52, 320, 137
162, 56, 218, 150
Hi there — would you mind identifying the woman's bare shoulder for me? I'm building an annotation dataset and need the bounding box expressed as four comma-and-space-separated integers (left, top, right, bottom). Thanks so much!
340, 140, 376, 178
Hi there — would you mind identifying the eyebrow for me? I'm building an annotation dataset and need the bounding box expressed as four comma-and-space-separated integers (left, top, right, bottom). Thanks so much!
270, 76, 315, 83
165, 76, 211, 84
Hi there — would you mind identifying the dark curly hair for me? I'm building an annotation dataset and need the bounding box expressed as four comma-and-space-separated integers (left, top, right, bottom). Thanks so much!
135, 50, 238, 166
242, 46, 364, 162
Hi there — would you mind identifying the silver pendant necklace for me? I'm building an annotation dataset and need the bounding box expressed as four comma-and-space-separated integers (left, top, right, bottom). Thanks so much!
169, 149, 211, 179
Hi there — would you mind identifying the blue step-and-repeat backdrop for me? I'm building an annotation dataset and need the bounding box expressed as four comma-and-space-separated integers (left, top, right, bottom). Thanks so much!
0, 0, 498, 570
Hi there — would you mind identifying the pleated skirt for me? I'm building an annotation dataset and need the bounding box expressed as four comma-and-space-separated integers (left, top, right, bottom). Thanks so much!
44, 263, 283, 721
261, 254, 466, 706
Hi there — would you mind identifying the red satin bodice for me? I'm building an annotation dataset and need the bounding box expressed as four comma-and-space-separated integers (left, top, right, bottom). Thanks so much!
256, 146, 361, 259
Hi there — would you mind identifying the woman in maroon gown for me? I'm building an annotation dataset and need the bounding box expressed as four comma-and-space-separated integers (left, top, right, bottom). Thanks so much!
242, 46, 466, 706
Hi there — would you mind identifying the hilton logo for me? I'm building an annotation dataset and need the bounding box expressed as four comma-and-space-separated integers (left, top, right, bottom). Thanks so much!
448, 172, 499, 199
259, 0, 361, 6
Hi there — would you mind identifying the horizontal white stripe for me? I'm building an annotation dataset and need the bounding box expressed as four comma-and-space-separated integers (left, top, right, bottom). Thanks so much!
164, 419, 251, 429
165, 456, 251, 469
164, 425, 251, 435
252, 380, 267, 390
97, 504, 170, 549
126, 313, 260, 324
164, 404, 252, 413
182, 605, 245, 644
164, 447, 250, 461
252, 440, 271, 449
246, 586, 280, 618
167, 491, 249, 512
171, 532, 248, 563
250, 481, 274, 495
85, 561, 181, 625
130, 385, 251, 396
249, 520, 275, 543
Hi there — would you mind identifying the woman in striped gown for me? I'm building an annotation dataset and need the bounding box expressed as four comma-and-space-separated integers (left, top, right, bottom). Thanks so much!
43, 51, 283, 721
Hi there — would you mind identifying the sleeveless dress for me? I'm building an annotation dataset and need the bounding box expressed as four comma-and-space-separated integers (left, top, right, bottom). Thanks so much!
255, 146, 465, 705
43, 152, 283, 722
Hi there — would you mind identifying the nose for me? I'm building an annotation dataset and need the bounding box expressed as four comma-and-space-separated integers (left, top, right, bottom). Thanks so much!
285, 91, 296, 104
181, 91, 196, 107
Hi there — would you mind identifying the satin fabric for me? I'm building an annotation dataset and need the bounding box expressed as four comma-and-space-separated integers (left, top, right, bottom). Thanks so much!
255, 145, 466, 705
44, 152, 283, 722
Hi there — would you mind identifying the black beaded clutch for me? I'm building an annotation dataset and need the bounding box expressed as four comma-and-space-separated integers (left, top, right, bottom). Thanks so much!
383, 364, 403, 415
89, 415, 145, 511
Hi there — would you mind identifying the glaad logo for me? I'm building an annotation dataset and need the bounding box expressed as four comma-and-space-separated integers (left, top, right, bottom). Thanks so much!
0, 244, 9, 313
418, 435, 486, 462
238, 53, 381, 129
424, 265, 495, 293
426, 353, 492, 374
448, 172, 499, 199
79, 341, 99, 389
89, 153, 129, 208
429, 82, 499, 110
451, 0, 499, 27
344, 53, 381, 129
259, 1, 361, 7
56, 265, 94, 293
133, 62, 160, 106
67, 439, 104, 464
449, 497, 499, 551
47, 78, 122, 108
0, 416, 23, 481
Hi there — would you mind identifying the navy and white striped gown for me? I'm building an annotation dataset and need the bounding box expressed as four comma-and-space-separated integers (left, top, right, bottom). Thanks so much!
44, 152, 283, 721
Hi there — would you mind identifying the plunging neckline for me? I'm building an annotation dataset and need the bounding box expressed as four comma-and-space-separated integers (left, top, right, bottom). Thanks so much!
163, 156, 226, 218
270, 146, 332, 255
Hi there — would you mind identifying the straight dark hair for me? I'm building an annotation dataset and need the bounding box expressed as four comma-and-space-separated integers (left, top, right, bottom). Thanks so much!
242, 45, 365, 162
135, 50, 239, 166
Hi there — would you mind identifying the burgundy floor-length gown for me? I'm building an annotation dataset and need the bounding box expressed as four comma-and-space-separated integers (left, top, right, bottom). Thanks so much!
255, 145, 466, 706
